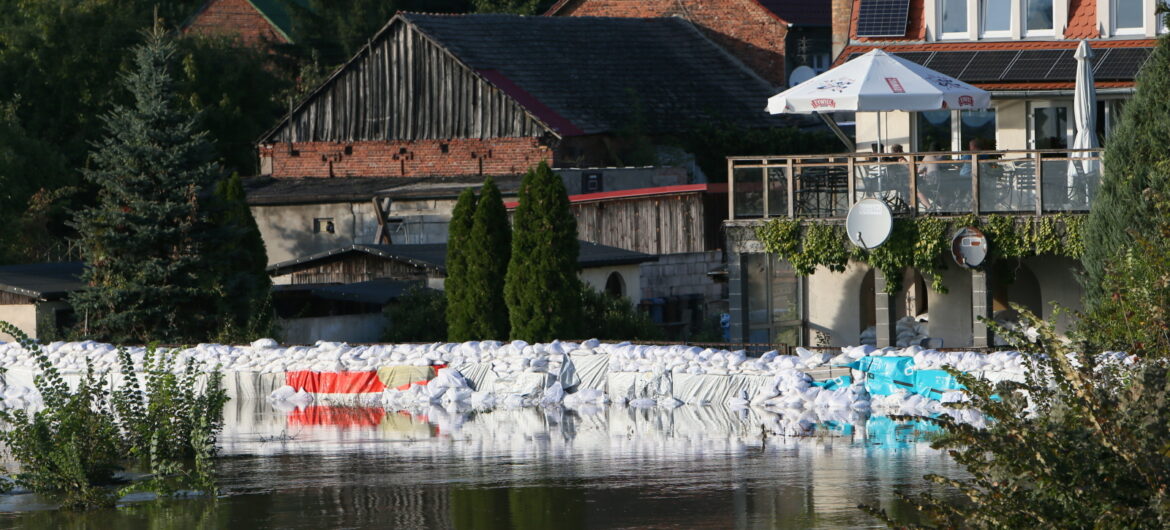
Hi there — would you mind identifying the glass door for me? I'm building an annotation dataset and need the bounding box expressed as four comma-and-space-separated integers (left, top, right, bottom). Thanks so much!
1029, 102, 1072, 150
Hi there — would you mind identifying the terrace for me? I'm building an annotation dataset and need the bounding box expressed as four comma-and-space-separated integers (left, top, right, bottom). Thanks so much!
727, 147, 1102, 220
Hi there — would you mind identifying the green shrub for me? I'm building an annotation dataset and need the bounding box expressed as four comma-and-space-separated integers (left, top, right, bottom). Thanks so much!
0, 322, 227, 510
578, 286, 664, 342
385, 286, 448, 343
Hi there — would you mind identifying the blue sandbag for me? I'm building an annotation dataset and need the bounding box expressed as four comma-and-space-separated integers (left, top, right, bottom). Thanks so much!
863, 373, 910, 396
812, 375, 853, 390
913, 369, 965, 399
850, 356, 916, 384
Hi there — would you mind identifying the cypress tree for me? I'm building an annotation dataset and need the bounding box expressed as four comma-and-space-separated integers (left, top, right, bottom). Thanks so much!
70, 28, 222, 343
465, 178, 511, 339
504, 162, 580, 341
206, 173, 274, 340
1082, 35, 1170, 304
445, 188, 478, 341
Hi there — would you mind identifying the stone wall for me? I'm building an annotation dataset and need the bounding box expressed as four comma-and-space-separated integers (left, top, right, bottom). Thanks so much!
639, 251, 726, 306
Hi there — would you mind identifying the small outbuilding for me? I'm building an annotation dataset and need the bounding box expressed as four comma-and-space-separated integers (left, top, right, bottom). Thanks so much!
0, 262, 84, 342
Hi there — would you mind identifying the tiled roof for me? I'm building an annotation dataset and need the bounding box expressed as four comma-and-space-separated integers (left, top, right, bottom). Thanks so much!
403, 13, 789, 135
244, 177, 429, 205
754, 0, 831, 26
247, 0, 308, 42
1065, 0, 1100, 39
850, 0, 927, 42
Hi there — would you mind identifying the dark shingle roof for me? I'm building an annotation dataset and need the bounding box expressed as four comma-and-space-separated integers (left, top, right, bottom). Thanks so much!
267, 240, 656, 275
0, 262, 85, 301
756, 0, 831, 26
244, 175, 528, 205
312, 279, 414, 305
402, 13, 787, 135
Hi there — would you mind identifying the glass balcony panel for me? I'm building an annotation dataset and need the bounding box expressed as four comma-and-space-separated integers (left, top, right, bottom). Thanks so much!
733, 166, 764, 218
794, 162, 849, 218
1042, 153, 1100, 212
979, 154, 1036, 213
767, 167, 789, 218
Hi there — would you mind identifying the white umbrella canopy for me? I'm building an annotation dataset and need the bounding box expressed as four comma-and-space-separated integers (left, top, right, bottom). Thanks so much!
1068, 40, 1099, 195
766, 49, 991, 114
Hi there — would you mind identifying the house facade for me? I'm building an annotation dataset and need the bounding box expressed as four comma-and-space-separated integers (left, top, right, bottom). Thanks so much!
722, 0, 1162, 349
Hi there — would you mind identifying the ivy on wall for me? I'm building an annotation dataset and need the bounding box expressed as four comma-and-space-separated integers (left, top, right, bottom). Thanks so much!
755, 214, 1085, 294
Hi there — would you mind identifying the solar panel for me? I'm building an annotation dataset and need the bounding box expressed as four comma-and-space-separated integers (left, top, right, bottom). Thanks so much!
1043, 49, 1079, 81
960, 51, 1018, 82
893, 52, 934, 65
1094, 47, 1152, 80
856, 0, 911, 37
923, 51, 976, 78
1001, 50, 1065, 81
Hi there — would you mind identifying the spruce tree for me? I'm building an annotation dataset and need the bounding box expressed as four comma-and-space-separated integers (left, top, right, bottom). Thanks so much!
1082, 34, 1170, 304
70, 28, 223, 343
465, 178, 511, 340
504, 162, 581, 341
206, 173, 274, 340
445, 188, 478, 341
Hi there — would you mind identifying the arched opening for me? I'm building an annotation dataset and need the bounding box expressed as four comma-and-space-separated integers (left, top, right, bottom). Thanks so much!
859, 268, 876, 338
605, 271, 625, 298
992, 260, 1042, 328
900, 268, 929, 319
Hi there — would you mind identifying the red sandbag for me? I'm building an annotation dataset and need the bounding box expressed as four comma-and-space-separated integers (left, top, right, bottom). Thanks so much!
286, 370, 386, 394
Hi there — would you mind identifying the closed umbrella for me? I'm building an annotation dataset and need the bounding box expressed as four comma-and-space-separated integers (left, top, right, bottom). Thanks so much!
1068, 40, 1098, 202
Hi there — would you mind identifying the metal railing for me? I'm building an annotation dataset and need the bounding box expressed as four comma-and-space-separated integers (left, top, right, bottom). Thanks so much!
727, 148, 1102, 220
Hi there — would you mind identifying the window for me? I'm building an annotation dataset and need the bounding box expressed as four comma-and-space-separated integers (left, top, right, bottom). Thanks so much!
916, 110, 997, 151
312, 218, 335, 234
916, 110, 953, 151
941, 0, 969, 36
1024, 0, 1053, 34
960, 110, 997, 150
1113, 0, 1144, 34
981, 0, 1011, 35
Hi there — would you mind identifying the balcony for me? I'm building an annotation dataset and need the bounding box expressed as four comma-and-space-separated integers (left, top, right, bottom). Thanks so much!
726, 149, 1102, 220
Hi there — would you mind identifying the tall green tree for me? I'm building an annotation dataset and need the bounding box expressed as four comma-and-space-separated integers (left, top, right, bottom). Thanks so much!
446, 188, 478, 341
70, 29, 224, 343
465, 178, 511, 340
207, 173, 275, 341
504, 162, 580, 342
1082, 31, 1170, 305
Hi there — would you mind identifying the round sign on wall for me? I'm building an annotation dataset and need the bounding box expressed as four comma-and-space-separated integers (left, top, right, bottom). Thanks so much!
845, 198, 893, 249
951, 226, 988, 268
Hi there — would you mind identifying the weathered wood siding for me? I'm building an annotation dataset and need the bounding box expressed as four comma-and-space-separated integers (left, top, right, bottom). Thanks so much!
286, 255, 433, 285
571, 194, 710, 255
267, 21, 549, 143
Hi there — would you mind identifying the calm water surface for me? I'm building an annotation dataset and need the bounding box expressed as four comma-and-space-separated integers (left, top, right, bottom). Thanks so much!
0, 400, 963, 528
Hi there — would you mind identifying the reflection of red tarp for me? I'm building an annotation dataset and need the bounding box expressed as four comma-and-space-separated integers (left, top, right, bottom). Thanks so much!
286, 370, 385, 393
288, 405, 385, 427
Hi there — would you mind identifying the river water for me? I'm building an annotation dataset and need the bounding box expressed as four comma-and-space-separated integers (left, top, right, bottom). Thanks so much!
0, 400, 963, 528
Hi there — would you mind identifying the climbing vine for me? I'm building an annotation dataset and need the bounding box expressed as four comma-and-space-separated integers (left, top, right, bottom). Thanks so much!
754, 214, 1085, 294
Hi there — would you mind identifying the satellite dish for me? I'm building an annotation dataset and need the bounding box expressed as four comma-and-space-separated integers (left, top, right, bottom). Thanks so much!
789, 66, 816, 88
845, 198, 893, 249
951, 227, 988, 268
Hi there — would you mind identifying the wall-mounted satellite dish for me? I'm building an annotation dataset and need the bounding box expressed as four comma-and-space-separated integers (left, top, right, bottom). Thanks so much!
951, 227, 988, 268
789, 66, 816, 88
845, 198, 893, 249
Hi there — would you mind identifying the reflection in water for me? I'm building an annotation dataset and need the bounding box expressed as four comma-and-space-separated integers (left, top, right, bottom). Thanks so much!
0, 400, 963, 528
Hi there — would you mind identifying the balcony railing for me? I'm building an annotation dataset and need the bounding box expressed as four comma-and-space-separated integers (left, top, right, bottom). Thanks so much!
726, 149, 1102, 220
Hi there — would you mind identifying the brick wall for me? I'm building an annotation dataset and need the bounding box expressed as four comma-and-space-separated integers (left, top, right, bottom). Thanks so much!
261, 138, 554, 178
184, 0, 289, 47
831, 0, 853, 59
555, 0, 788, 87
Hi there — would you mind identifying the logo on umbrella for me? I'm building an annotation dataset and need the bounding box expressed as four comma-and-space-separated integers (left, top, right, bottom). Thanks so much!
811, 98, 836, 109
958, 95, 974, 107
885, 77, 905, 93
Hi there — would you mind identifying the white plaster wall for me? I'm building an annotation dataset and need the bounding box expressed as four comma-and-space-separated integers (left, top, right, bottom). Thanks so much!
806, 261, 870, 346
579, 264, 643, 304
1024, 255, 1083, 335
252, 202, 379, 266
926, 265, 974, 348
0, 304, 39, 341
855, 111, 913, 153
994, 99, 1029, 150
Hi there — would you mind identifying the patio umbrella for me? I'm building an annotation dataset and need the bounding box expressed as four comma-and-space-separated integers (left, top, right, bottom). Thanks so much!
1068, 40, 1099, 191
767, 49, 990, 115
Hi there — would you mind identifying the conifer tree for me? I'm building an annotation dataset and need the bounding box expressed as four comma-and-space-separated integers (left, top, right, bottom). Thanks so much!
504, 162, 580, 341
1082, 33, 1170, 304
445, 188, 478, 341
465, 178, 511, 339
206, 173, 275, 340
70, 28, 224, 343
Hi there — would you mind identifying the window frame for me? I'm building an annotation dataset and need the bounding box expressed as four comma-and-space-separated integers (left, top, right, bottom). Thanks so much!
1111, 0, 1146, 35
939, 0, 972, 39
1022, 0, 1055, 37
980, 0, 1013, 37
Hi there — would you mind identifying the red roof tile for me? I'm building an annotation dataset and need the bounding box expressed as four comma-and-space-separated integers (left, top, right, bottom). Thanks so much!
1065, 0, 1100, 39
